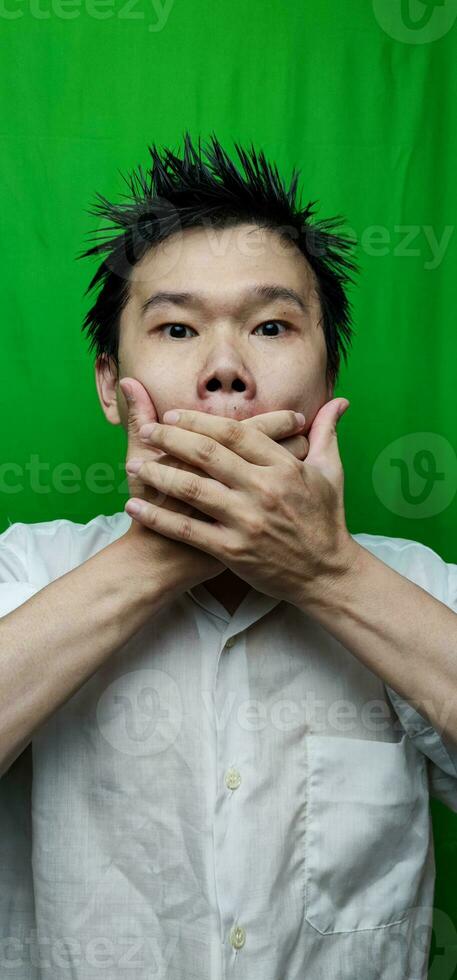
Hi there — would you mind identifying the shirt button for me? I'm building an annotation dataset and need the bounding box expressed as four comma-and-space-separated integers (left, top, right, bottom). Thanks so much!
225, 767, 241, 790
224, 636, 236, 649
229, 925, 246, 949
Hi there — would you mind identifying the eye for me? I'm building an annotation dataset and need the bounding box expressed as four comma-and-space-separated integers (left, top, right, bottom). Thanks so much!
252, 320, 289, 337
160, 324, 197, 339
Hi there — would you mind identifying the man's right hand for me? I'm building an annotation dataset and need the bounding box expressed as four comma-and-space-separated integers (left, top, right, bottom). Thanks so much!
119, 378, 226, 594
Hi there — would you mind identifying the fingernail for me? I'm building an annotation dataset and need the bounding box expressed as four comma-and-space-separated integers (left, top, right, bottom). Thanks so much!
337, 400, 350, 419
163, 410, 180, 423
126, 458, 143, 474
295, 413, 306, 425
139, 423, 157, 439
120, 381, 134, 403
126, 500, 144, 516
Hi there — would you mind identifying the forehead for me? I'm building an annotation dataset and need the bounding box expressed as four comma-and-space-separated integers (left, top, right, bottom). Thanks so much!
128, 223, 317, 306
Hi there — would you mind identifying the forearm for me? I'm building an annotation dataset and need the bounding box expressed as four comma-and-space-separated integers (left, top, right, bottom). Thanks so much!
0, 534, 178, 776
303, 540, 457, 748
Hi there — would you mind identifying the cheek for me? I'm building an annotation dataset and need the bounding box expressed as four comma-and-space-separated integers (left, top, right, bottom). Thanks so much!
272, 345, 323, 394
138, 360, 192, 422
271, 345, 328, 416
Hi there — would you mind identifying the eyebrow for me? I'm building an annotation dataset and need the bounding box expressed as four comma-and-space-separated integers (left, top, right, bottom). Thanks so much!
140, 283, 309, 318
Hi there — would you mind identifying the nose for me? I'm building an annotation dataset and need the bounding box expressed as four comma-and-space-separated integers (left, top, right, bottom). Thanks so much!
196, 337, 256, 410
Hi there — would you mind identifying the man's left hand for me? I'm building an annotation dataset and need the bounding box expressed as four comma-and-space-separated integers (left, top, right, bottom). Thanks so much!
126, 398, 356, 608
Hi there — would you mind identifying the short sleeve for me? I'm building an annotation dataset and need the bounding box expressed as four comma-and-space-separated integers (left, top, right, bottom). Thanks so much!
0, 522, 40, 617
0, 525, 37, 937
379, 541, 457, 811
0, 512, 122, 613
446, 560, 457, 614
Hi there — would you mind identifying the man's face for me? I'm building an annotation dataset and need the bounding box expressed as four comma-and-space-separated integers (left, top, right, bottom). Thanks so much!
95, 222, 334, 436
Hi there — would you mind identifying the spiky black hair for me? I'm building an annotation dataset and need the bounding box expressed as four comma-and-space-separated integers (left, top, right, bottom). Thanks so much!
77, 131, 359, 386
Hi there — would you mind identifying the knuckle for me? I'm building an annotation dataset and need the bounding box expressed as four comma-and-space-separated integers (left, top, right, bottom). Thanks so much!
196, 437, 218, 462
127, 414, 139, 431
260, 486, 278, 512
179, 516, 193, 541
225, 536, 244, 560
225, 421, 243, 447
255, 475, 280, 511
182, 476, 201, 501
245, 513, 266, 537
143, 505, 157, 527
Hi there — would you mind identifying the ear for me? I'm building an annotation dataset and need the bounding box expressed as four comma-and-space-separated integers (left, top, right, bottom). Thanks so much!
94, 354, 122, 425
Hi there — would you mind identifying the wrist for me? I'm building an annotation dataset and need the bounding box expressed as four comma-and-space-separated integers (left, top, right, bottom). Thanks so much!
114, 528, 185, 603
117, 526, 224, 604
297, 535, 368, 619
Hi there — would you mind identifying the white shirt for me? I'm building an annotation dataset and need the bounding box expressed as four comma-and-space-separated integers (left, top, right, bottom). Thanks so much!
0, 510, 456, 980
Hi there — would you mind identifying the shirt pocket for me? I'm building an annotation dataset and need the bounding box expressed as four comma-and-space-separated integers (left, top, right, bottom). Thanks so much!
303, 731, 431, 934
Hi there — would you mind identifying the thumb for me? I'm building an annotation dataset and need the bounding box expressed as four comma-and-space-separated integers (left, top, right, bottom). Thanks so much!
119, 377, 158, 450
118, 378, 162, 501
305, 397, 350, 481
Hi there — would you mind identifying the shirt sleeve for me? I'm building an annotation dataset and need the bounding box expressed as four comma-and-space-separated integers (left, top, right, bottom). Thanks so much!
0, 522, 40, 616
383, 550, 457, 812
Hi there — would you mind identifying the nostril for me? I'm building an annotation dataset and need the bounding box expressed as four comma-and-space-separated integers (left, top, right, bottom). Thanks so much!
206, 379, 221, 391
232, 379, 245, 392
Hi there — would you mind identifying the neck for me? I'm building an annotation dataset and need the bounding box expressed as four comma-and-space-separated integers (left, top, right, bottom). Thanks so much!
204, 569, 251, 616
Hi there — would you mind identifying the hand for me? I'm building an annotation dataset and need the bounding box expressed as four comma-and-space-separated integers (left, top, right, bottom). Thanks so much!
124, 399, 353, 608
119, 378, 310, 594
120, 378, 309, 505
119, 377, 225, 591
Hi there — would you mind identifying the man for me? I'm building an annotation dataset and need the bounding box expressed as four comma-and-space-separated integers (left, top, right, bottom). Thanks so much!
0, 132, 456, 980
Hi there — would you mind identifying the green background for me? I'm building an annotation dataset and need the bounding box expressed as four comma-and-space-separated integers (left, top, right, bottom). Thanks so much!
1, 0, 457, 974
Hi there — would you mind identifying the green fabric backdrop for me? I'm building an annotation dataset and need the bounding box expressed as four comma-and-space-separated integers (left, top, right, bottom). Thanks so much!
1, 0, 456, 974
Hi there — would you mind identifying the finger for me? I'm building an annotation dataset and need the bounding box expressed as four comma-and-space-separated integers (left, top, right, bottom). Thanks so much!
143, 452, 211, 481
125, 454, 216, 524
129, 460, 236, 523
125, 496, 226, 558
140, 409, 305, 467
119, 377, 159, 432
119, 377, 166, 463
277, 434, 309, 461
138, 423, 257, 489
119, 378, 168, 500
240, 410, 307, 454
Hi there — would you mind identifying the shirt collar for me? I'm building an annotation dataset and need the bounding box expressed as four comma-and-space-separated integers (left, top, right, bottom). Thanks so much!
186, 582, 282, 635
111, 511, 283, 633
